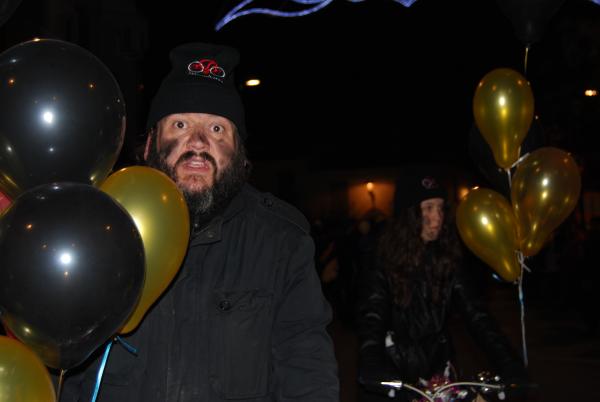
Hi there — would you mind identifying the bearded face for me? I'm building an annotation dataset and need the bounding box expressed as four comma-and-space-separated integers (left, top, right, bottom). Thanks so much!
145, 113, 250, 218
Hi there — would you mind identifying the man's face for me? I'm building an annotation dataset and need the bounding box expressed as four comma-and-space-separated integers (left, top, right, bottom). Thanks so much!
145, 113, 237, 194
144, 112, 248, 216
420, 197, 444, 242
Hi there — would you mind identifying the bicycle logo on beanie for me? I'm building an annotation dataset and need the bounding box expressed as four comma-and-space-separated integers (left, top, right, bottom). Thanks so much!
421, 177, 439, 190
187, 59, 226, 82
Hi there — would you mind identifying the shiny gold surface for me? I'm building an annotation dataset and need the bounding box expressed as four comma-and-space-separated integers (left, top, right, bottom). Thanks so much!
101, 166, 190, 334
457, 187, 520, 282
473, 68, 534, 169
0, 336, 56, 402
511, 147, 581, 257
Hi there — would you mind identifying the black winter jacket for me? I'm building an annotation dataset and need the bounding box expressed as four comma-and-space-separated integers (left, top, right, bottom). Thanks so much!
357, 241, 524, 395
61, 185, 339, 402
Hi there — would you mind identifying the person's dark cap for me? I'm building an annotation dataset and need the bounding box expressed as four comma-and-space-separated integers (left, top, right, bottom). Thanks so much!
393, 168, 447, 213
146, 42, 246, 139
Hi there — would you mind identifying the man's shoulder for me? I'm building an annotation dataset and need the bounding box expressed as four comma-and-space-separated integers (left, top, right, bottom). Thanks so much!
241, 185, 310, 234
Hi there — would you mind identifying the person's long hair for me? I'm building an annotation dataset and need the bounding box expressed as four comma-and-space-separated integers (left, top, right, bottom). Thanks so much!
376, 202, 462, 307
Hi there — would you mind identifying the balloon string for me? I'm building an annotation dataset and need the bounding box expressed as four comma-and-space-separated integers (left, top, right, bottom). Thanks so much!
517, 252, 529, 367
517, 254, 531, 273
57, 369, 66, 402
524, 46, 530, 76
91, 340, 113, 402
115, 335, 138, 355
510, 161, 529, 367
511, 152, 530, 169
89, 337, 138, 402
507, 152, 530, 189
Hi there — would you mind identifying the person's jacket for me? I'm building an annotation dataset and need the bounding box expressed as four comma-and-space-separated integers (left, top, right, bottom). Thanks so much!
60, 184, 339, 401
357, 241, 524, 393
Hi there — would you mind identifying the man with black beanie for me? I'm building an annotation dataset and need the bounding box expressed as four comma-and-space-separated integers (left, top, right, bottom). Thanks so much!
61, 42, 339, 401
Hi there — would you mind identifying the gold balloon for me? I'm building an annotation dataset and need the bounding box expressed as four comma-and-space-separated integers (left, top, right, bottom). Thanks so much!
100, 166, 190, 334
457, 187, 520, 282
0, 336, 56, 402
511, 147, 581, 257
473, 68, 534, 169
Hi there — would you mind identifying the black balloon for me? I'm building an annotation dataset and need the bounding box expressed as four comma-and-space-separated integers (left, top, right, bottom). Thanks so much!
0, 39, 126, 199
469, 119, 545, 198
0, 183, 144, 370
496, 0, 566, 46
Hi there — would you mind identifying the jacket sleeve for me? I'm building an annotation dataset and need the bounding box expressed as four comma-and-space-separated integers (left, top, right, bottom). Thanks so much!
452, 270, 527, 381
356, 263, 400, 386
271, 233, 339, 401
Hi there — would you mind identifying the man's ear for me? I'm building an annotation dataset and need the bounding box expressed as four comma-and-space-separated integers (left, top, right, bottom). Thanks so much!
143, 131, 153, 161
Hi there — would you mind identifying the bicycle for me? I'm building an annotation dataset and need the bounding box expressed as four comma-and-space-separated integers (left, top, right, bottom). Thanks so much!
371, 371, 532, 402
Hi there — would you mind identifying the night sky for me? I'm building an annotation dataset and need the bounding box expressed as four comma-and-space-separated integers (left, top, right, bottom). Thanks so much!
1, 0, 599, 173
138, 0, 600, 172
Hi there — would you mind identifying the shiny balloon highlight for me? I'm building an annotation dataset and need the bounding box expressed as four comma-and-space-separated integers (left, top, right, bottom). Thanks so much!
511, 147, 581, 257
473, 68, 534, 169
0, 183, 145, 369
101, 166, 190, 334
0, 39, 125, 198
457, 187, 521, 282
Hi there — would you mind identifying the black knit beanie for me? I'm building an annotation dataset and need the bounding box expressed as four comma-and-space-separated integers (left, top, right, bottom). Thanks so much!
393, 168, 447, 214
146, 42, 246, 139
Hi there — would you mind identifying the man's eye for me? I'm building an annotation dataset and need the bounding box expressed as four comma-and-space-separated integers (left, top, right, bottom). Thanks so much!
174, 121, 186, 129
212, 125, 223, 133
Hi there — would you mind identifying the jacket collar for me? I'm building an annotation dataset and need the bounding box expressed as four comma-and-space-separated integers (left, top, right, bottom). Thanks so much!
189, 185, 247, 246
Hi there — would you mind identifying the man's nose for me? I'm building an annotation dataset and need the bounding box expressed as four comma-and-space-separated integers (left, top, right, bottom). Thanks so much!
186, 128, 209, 150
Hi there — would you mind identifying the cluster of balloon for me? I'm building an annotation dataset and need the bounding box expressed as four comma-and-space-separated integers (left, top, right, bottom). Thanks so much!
0, 336, 56, 402
0, 39, 192, 401
0, 183, 145, 370
0, 36, 152, 390
459, 67, 581, 283
0, 38, 126, 199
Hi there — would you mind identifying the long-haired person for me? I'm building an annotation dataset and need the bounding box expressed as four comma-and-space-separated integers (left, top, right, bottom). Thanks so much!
357, 169, 526, 401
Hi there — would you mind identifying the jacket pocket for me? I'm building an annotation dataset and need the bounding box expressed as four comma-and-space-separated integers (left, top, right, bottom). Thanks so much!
210, 289, 273, 399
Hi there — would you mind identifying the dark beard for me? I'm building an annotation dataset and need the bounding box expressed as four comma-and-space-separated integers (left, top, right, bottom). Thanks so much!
146, 139, 250, 224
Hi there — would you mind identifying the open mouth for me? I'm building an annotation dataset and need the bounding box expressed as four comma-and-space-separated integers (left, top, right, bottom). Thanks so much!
176, 152, 216, 173
182, 156, 211, 170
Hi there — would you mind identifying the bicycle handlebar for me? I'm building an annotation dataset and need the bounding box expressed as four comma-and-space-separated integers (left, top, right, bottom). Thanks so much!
379, 379, 504, 401
364, 374, 538, 402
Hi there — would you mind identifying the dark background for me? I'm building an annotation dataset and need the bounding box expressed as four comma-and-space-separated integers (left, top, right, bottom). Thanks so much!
1, 2, 599, 401
1, 0, 598, 175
